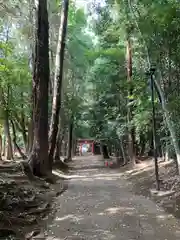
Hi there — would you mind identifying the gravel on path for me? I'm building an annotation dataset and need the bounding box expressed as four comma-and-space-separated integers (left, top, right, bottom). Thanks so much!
38, 156, 180, 240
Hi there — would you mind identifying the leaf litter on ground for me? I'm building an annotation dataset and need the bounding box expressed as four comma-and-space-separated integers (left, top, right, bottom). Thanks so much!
124, 158, 180, 219
0, 160, 67, 239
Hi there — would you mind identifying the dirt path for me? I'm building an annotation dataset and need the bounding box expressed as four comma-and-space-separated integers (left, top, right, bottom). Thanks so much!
43, 156, 180, 239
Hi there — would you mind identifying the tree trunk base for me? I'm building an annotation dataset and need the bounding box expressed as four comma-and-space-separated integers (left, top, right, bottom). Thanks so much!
28, 152, 48, 177
64, 157, 72, 163
54, 157, 69, 170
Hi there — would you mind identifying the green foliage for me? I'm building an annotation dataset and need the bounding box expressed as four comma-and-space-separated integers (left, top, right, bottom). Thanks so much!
1, 0, 180, 158
74, 0, 180, 158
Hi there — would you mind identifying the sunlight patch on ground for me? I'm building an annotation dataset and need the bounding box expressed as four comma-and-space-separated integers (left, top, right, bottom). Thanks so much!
52, 170, 71, 179
75, 168, 101, 172
69, 172, 124, 181
79, 178, 94, 182
123, 159, 174, 177
68, 174, 87, 178
104, 206, 136, 215
55, 214, 73, 221
98, 212, 105, 216
46, 237, 61, 240
55, 214, 84, 222
94, 176, 121, 181
93, 229, 116, 239
92, 173, 123, 178
156, 214, 173, 221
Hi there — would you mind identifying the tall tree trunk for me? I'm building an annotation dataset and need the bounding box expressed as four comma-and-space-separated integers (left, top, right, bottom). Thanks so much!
28, 41, 36, 154
101, 143, 110, 159
120, 138, 127, 164
27, 121, 33, 154
54, 127, 68, 170
27, 0, 36, 154
49, 0, 69, 164
154, 77, 180, 174
63, 131, 68, 157
28, 0, 50, 176
54, 127, 65, 160
54, 127, 61, 161
4, 111, 13, 160
2, 136, 5, 156
11, 120, 27, 159
72, 138, 77, 156
67, 117, 73, 161
20, 93, 27, 149
13, 113, 27, 151
139, 134, 146, 156
0, 134, 2, 161
126, 32, 135, 164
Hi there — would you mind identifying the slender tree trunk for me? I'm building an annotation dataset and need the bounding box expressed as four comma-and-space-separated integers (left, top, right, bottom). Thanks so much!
27, 121, 33, 153
139, 134, 146, 156
126, 32, 135, 164
101, 143, 110, 159
28, 43, 36, 154
164, 141, 169, 161
63, 131, 68, 157
13, 114, 27, 151
54, 126, 65, 160
154, 77, 180, 174
0, 134, 2, 160
11, 120, 27, 159
120, 138, 127, 164
67, 117, 73, 161
27, 0, 36, 154
28, 0, 50, 176
2, 136, 5, 156
0, 85, 13, 160
4, 111, 13, 160
20, 93, 27, 149
49, 0, 69, 164
54, 129, 61, 161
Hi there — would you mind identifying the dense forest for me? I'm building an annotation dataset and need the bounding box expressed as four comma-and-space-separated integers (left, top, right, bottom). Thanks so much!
1, 0, 180, 173
1, 0, 180, 236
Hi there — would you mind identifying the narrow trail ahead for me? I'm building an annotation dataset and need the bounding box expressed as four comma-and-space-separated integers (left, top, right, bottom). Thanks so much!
45, 156, 180, 239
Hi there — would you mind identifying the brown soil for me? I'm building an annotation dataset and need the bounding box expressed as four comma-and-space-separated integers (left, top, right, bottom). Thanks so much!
43, 156, 180, 240
0, 160, 66, 239
122, 158, 180, 218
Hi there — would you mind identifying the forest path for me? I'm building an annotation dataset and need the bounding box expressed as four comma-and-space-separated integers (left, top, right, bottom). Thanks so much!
44, 156, 180, 239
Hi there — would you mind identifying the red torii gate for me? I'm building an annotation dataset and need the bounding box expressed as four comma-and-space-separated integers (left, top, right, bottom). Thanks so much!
77, 139, 94, 155
77, 139, 103, 156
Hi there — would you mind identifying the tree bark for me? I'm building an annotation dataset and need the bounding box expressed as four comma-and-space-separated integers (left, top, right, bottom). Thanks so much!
0, 134, 2, 161
139, 134, 146, 156
28, 0, 50, 176
13, 112, 27, 151
126, 32, 135, 164
2, 136, 5, 156
11, 120, 27, 159
67, 117, 73, 161
27, 0, 36, 154
120, 138, 127, 164
27, 120, 33, 154
49, 0, 69, 164
101, 143, 110, 159
4, 110, 13, 160
54, 127, 65, 159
